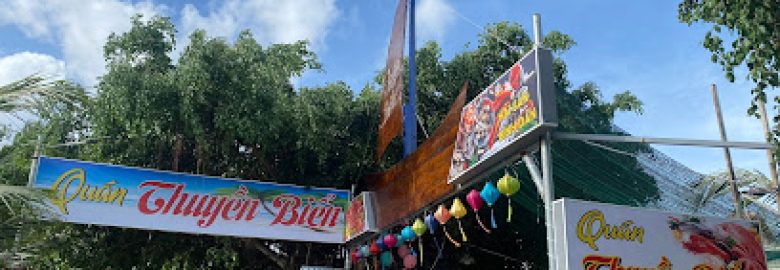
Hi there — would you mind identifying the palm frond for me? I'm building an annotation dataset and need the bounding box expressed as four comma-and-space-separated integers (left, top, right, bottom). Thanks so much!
691, 169, 780, 244
0, 74, 82, 115
0, 184, 57, 224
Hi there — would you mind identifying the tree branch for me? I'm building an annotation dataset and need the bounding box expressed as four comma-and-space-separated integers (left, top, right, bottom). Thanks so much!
246, 239, 288, 269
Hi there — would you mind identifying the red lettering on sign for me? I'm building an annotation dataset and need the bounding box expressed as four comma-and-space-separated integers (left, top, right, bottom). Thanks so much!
136, 181, 342, 230
271, 194, 302, 226
269, 193, 343, 229
138, 181, 176, 214
137, 181, 261, 228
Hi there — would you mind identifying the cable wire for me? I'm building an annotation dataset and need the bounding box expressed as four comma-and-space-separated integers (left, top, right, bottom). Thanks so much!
449, 7, 524, 53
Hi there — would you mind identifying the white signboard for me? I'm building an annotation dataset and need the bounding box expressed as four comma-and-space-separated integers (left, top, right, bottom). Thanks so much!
32, 157, 348, 243
553, 198, 767, 270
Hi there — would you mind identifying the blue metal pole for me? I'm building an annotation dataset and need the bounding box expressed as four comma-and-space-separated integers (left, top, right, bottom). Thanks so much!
403, 0, 417, 157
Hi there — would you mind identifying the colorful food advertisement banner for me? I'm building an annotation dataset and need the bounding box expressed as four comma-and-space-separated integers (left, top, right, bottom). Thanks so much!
31, 156, 349, 244
448, 47, 556, 184
553, 198, 767, 270
344, 192, 377, 243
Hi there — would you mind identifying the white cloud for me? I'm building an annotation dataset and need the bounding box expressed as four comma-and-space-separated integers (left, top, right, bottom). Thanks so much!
0, 0, 51, 39
0, 0, 340, 87
0, 0, 165, 87
179, 0, 339, 49
0, 52, 66, 84
0, 52, 66, 142
416, 0, 455, 44
180, 3, 238, 41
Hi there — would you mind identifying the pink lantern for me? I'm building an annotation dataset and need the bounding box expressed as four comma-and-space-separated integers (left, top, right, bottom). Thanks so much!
435, 204, 460, 247
403, 254, 417, 268
434, 205, 451, 224
383, 234, 398, 249
467, 189, 491, 233
397, 244, 410, 257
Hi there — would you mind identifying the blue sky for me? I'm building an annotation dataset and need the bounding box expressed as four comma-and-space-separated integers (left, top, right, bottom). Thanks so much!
0, 0, 770, 176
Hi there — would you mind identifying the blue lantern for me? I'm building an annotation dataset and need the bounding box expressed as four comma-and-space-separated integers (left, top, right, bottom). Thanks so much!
376, 235, 387, 250
425, 213, 438, 234
401, 226, 416, 242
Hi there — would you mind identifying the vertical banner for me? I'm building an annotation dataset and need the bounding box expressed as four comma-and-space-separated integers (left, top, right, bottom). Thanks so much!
32, 156, 349, 244
553, 199, 767, 270
376, 0, 407, 161
448, 47, 557, 184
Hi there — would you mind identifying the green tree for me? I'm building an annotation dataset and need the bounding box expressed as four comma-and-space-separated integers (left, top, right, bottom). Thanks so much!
15, 15, 379, 269
679, 0, 780, 146
90, 15, 179, 169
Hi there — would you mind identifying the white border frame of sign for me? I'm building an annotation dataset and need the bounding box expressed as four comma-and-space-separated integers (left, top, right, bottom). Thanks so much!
448, 47, 557, 186
344, 192, 379, 244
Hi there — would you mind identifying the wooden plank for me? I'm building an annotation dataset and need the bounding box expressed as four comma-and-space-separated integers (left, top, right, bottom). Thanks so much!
366, 83, 467, 229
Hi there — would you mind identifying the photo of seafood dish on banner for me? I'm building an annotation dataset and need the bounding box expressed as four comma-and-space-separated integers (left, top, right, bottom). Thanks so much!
449, 55, 538, 179
669, 216, 766, 270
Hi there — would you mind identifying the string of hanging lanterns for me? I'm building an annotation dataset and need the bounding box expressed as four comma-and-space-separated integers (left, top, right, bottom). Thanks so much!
349, 168, 522, 269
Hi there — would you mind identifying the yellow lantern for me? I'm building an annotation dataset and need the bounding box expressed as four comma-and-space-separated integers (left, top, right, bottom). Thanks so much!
497, 172, 521, 222
450, 198, 468, 242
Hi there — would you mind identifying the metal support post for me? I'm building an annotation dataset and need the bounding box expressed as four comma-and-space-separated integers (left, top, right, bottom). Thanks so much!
533, 13, 556, 270
27, 135, 42, 187
523, 155, 544, 197
533, 13, 542, 45
541, 132, 555, 269
552, 132, 772, 149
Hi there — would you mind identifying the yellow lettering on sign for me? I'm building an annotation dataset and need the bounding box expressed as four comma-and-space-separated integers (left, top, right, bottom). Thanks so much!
576, 209, 644, 251
495, 90, 538, 142
49, 168, 127, 214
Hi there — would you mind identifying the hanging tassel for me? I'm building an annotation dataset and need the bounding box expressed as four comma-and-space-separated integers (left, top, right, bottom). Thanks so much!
457, 219, 468, 242
433, 236, 442, 258
476, 214, 492, 233
507, 199, 513, 223
430, 237, 443, 270
419, 239, 424, 265
491, 208, 497, 229
442, 226, 461, 247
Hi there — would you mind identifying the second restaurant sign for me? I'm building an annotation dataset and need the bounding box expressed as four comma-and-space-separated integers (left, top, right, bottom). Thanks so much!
553, 198, 766, 270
